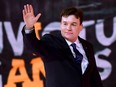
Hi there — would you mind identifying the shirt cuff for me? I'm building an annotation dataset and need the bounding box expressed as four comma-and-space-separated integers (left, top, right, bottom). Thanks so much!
24, 27, 34, 34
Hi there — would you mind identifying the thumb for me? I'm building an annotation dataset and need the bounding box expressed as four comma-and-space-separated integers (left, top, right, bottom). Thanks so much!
35, 13, 41, 21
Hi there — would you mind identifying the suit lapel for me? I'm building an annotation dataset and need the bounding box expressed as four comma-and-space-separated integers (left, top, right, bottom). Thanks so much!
56, 32, 75, 62
78, 37, 92, 75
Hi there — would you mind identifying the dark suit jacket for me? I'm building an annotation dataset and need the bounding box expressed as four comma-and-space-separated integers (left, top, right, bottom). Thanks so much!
22, 29, 103, 87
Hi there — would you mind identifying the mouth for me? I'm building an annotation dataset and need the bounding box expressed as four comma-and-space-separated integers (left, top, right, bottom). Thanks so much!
65, 32, 73, 35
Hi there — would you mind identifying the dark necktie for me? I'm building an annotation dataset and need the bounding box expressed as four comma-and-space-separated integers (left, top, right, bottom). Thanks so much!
71, 43, 83, 73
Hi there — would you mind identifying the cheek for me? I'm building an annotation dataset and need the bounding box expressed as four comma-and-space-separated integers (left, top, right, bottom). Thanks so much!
61, 28, 65, 36
73, 29, 80, 36
61, 27, 66, 33
61, 25, 65, 29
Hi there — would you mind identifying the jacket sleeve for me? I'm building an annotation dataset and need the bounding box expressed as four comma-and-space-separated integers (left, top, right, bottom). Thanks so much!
90, 45, 103, 87
22, 26, 44, 56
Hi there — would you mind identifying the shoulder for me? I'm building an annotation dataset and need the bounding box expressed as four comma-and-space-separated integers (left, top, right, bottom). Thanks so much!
41, 30, 64, 41
78, 37, 93, 47
41, 30, 67, 46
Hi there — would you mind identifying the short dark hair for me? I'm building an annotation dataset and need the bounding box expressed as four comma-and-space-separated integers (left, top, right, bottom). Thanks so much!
60, 7, 83, 24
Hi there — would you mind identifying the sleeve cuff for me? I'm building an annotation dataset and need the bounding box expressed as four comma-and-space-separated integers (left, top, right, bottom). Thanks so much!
24, 27, 34, 34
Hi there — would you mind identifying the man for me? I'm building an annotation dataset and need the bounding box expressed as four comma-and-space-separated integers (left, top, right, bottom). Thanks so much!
22, 4, 103, 87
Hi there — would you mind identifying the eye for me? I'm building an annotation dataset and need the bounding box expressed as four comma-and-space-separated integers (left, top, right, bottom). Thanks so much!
72, 23, 77, 26
63, 22, 67, 25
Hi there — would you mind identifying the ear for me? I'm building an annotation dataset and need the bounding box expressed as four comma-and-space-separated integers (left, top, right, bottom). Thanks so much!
79, 24, 83, 31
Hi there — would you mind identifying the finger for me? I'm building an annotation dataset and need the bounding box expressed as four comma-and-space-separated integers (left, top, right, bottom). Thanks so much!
29, 5, 34, 14
27, 4, 30, 13
36, 13, 41, 20
24, 5, 28, 14
22, 9, 25, 16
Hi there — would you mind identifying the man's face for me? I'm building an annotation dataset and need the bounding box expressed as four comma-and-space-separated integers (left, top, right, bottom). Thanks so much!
61, 15, 83, 42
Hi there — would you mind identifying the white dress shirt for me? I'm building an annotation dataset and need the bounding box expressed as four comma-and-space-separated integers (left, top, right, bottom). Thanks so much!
65, 39, 89, 74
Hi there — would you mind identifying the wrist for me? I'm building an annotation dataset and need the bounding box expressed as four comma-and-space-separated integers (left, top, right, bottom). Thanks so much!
25, 25, 34, 30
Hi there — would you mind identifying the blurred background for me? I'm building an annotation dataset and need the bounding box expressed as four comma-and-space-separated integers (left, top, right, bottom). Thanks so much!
0, 0, 116, 87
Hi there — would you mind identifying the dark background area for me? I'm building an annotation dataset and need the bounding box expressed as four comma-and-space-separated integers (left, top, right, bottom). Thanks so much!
0, 0, 116, 87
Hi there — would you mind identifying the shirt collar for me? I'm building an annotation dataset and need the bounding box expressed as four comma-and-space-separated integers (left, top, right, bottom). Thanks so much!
65, 38, 81, 48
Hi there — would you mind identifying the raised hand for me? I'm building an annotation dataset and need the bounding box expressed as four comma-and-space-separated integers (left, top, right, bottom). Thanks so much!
22, 4, 41, 29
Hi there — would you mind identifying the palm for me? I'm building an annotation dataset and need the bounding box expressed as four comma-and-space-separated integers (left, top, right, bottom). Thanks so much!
24, 12, 36, 29
23, 4, 41, 29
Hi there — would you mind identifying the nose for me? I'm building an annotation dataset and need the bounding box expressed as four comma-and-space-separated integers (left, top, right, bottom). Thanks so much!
66, 25, 71, 31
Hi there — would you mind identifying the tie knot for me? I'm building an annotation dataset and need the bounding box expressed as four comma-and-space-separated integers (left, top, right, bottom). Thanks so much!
71, 43, 76, 48
70, 43, 83, 64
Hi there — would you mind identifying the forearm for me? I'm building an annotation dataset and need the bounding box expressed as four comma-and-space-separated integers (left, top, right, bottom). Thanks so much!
22, 26, 40, 55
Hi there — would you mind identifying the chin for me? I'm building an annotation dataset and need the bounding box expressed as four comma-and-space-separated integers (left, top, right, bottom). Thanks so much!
65, 37, 74, 42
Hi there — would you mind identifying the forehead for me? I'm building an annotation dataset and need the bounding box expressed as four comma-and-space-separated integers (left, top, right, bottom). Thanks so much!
61, 15, 80, 23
